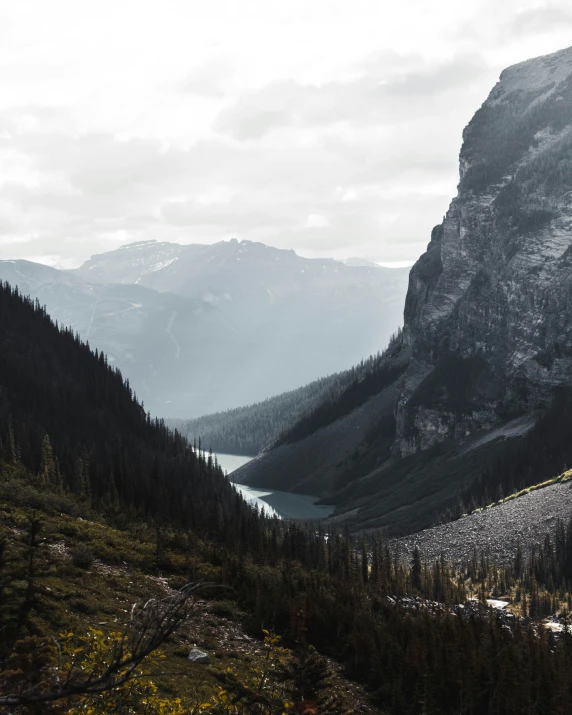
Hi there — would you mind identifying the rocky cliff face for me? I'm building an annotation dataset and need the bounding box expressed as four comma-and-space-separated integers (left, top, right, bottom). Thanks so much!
396, 46, 572, 456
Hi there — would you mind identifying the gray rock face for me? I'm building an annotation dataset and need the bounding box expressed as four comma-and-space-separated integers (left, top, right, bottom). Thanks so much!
188, 648, 210, 664
397, 45, 572, 455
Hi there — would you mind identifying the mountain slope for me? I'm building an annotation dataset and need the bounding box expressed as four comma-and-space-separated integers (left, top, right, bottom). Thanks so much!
74, 240, 409, 411
0, 280, 248, 536
168, 346, 404, 456
396, 471, 572, 566
0, 259, 234, 418
236, 46, 572, 534
168, 373, 346, 457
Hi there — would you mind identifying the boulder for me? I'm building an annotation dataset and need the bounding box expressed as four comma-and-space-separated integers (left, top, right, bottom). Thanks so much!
188, 648, 210, 664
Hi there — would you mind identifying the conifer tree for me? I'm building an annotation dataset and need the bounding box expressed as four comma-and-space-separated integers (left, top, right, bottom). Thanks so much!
40, 434, 60, 487
411, 546, 422, 592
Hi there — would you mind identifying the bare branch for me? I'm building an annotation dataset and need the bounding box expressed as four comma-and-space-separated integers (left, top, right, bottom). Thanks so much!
0, 581, 210, 709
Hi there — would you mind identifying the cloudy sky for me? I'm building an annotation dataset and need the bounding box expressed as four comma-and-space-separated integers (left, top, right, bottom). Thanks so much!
0, 0, 570, 268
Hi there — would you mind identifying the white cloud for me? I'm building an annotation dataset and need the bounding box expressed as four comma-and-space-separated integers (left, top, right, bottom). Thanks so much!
0, 218, 15, 235
181, 59, 234, 97
304, 214, 331, 228
212, 54, 487, 141
0, 0, 569, 265
506, 5, 572, 37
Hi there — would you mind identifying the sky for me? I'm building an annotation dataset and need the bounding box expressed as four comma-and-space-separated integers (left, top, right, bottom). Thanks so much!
0, 1, 570, 269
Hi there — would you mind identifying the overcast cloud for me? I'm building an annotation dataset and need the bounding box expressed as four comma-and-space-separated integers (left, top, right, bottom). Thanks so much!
0, 0, 570, 267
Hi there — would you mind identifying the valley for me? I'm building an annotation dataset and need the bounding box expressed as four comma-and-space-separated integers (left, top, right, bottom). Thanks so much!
3, 32, 572, 715
226, 45, 572, 540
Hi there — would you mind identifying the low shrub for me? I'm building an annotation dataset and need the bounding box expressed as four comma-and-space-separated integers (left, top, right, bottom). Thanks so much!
70, 544, 94, 569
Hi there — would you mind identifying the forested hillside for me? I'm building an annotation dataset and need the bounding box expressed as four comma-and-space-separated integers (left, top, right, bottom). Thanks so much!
461, 388, 572, 510
170, 335, 403, 456
275, 346, 406, 448
168, 375, 338, 456
0, 281, 254, 538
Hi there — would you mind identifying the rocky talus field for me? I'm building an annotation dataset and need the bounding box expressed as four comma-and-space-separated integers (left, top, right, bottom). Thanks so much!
395, 477, 572, 565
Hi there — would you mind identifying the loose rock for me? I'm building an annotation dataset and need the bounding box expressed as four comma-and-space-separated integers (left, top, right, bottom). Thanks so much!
188, 648, 210, 664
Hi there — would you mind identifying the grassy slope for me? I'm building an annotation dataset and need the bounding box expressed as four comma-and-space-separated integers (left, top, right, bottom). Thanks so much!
472, 468, 572, 513
0, 464, 373, 712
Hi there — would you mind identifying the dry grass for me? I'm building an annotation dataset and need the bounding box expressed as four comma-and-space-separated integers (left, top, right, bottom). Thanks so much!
472, 469, 572, 514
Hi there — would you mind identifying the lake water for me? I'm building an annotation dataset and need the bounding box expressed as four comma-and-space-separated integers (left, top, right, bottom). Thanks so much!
216, 453, 334, 521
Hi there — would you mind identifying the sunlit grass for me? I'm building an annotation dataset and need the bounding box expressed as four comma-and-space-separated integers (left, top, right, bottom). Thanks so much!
470, 469, 572, 515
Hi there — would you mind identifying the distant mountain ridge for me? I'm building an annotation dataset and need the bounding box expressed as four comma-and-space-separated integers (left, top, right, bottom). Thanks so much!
73, 238, 403, 306
0, 239, 409, 417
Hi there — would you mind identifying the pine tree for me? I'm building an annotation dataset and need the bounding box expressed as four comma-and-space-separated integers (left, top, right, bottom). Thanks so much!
40, 435, 61, 488
411, 546, 422, 593
6, 417, 20, 466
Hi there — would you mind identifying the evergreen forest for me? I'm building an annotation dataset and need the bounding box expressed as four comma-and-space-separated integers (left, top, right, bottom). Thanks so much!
4, 281, 572, 714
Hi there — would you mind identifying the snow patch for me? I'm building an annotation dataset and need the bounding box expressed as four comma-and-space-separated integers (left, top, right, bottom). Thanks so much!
148, 257, 179, 273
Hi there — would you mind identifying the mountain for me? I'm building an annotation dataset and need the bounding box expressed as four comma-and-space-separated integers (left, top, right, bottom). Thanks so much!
74, 240, 409, 413
167, 349, 401, 456
235, 46, 572, 534
395, 45, 572, 457
74, 239, 402, 303
0, 241, 409, 418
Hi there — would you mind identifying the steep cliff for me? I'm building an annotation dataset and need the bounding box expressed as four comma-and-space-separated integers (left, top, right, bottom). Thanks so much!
396, 45, 572, 456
